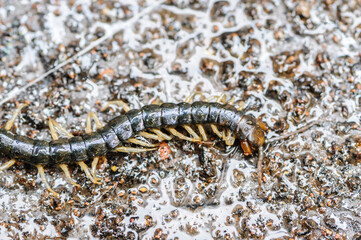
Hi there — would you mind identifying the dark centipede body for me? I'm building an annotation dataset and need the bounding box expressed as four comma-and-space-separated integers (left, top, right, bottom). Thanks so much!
0, 102, 265, 166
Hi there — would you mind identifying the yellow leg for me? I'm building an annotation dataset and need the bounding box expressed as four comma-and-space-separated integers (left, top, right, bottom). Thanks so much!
206, 94, 227, 141
86, 112, 103, 133
85, 112, 104, 182
139, 131, 163, 141
205, 95, 218, 102
114, 146, 157, 153
207, 93, 228, 139
183, 125, 201, 140
36, 165, 59, 198
0, 160, 16, 171
5, 103, 28, 131
224, 129, 235, 146
49, 119, 74, 140
236, 101, 244, 111
210, 124, 223, 138
78, 161, 101, 184
59, 164, 81, 187
128, 138, 159, 147
167, 128, 200, 142
228, 97, 236, 106
101, 100, 131, 112
197, 124, 208, 141
150, 129, 173, 141
185, 91, 205, 103
48, 119, 83, 186
91, 157, 101, 182
2, 103, 26, 176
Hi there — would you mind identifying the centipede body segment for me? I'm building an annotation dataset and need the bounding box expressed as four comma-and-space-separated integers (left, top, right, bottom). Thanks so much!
0, 100, 267, 196
0, 101, 265, 166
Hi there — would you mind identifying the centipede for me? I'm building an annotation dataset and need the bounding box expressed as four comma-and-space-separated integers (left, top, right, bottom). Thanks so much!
0, 93, 315, 197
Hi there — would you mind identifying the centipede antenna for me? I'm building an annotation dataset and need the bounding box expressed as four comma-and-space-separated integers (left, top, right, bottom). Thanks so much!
78, 161, 101, 185
257, 147, 264, 194
197, 124, 208, 141
265, 120, 319, 144
36, 165, 59, 198
101, 100, 131, 113
0, 159, 16, 171
59, 164, 81, 187
139, 131, 163, 141
183, 125, 201, 140
114, 146, 157, 153
150, 129, 173, 141
167, 128, 200, 142
210, 124, 223, 138
128, 138, 159, 147
5, 103, 28, 131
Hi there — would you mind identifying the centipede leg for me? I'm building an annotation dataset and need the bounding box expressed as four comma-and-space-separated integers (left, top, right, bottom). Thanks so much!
86, 112, 104, 182
49, 119, 74, 139
205, 93, 227, 103
228, 97, 236, 105
36, 165, 59, 198
216, 93, 227, 104
1, 104, 27, 176
139, 131, 163, 141
0, 159, 16, 171
185, 91, 205, 103
59, 164, 81, 187
207, 94, 228, 140
197, 124, 208, 141
49, 119, 82, 187
101, 100, 131, 112
224, 129, 235, 146
183, 125, 201, 141
167, 128, 200, 142
150, 129, 173, 141
5, 103, 28, 131
78, 161, 101, 184
128, 138, 159, 147
91, 157, 101, 182
210, 124, 223, 138
114, 146, 157, 153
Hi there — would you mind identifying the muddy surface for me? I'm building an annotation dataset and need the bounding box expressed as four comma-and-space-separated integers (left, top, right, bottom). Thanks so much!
0, 0, 361, 239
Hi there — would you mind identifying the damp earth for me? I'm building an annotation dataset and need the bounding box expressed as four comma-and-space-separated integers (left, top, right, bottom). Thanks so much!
1, 0, 361, 239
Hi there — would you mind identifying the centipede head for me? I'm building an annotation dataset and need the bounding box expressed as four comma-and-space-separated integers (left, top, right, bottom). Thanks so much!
236, 115, 265, 149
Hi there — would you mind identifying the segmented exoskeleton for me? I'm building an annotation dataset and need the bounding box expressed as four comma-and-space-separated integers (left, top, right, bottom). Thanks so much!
1, 95, 312, 197
0, 102, 264, 164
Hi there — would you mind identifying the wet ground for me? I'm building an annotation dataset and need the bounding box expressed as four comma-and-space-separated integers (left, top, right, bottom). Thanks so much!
1, 0, 361, 239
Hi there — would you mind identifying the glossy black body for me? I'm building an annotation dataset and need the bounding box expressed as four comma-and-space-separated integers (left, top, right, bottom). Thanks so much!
0, 102, 265, 165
